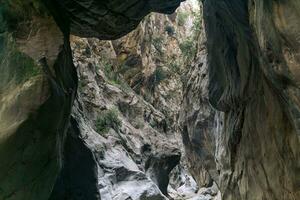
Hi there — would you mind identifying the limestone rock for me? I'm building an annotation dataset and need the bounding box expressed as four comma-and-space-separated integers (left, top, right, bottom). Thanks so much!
199, 0, 300, 199
0, 0, 184, 199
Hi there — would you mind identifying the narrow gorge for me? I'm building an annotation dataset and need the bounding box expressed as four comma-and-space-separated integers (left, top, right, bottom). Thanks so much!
0, 0, 300, 200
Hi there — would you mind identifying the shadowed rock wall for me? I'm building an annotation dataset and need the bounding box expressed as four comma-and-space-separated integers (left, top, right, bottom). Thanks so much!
200, 0, 300, 199
0, 0, 183, 199
45, 0, 185, 39
3, 0, 300, 199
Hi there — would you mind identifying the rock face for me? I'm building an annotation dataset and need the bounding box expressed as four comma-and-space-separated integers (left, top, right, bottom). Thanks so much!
50, 2, 212, 199
2, 0, 300, 200
49, 117, 101, 200
45, 0, 185, 39
0, 0, 184, 199
180, 1, 300, 200
52, 35, 183, 199
182, 0, 300, 199
180, 9, 218, 187
0, 4, 77, 198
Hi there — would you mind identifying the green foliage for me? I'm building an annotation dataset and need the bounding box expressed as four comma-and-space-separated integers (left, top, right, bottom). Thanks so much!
0, 33, 41, 91
177, 11, 189, 26
152, 36, 164, 53
164, 25, 175, 36
78, 79, 88, 91
95, 109, 122, 135
179, 38, 197, 61
11, 51, 41, 83
152, 67, 168, 85
97, 59, 132, 92
132, 119, 145, 129
117, 63, 132, 74
147, 67, 168, 93
102, 61, 121, 85
175, 7, 203, 64
168, 61, 181, 74
192, 11, 202, 33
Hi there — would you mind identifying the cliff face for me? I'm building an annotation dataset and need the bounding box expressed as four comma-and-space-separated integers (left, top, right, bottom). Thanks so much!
180, 4, 218, 188
58, 35, 182, 199
2, 0, 300, 200
45, 0, 184, 39
187, 0, 300, 199
51, 2, 218, 199
0, 3, 77, 199
0, 1, 184, 199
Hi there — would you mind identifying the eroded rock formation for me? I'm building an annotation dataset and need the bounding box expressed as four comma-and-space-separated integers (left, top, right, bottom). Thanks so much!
181, 0, 300, 199
2, 0, 300, 199
61, 35, 184, 199
45, 0, 184, 39
58, 6, 204, 197
0, 0, 184, 199
0, 4, 77, 198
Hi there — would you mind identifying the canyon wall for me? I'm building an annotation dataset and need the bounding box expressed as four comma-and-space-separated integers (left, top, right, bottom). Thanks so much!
50, 2, 217, 199
1, 0, 300, 200
0, 0, 184, 199
0, 2, 77, 199
185, 0, 300, 199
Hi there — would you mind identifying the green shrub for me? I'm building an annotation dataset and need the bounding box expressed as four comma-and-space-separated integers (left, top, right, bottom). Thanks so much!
102, 62, 120, 84
152, 36, 164, 53
147, 67, 168, 93
164, 25, 175, 36
152, 67, 168, 85
78, 79, 88, 91
0, 33, 41, 91
177, 12, 189, 26
133, 119, 145, 129
11, 51, 41, 83
192, 11, 202, 33
168, 61, 181, 74
95, 109, 121, 135
99, 60, 130, 90
179, 38, 197, 61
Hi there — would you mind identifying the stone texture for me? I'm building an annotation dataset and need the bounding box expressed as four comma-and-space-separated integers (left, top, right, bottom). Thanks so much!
179, 1, 300, 200
56, 3, 207, 198
197, 0, 300, 199
0, 9, 77, 199
3, 0, 300, 200
0, 0, 184, 199
180, 28, 218, 187
57, 35, 196, 199
46, 0, 185, 39
49, 117, 101, 200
